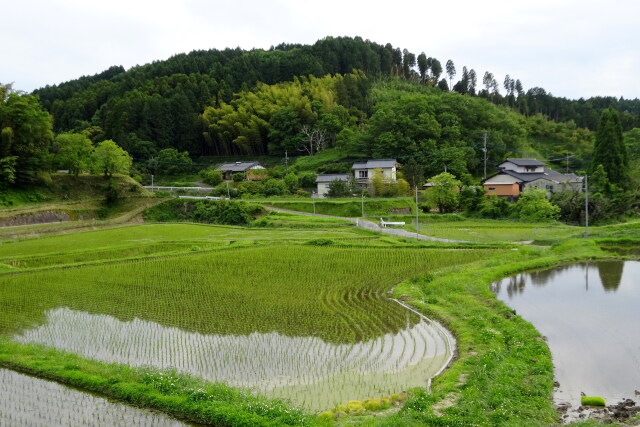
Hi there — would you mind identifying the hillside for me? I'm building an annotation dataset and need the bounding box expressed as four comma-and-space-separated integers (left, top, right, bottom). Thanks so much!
30, 36, 640, 164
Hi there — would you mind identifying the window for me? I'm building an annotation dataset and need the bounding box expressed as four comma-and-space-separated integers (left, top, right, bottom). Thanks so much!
488, 187, 496, 191
545, 184, 554, 192
358, 170, 368, 178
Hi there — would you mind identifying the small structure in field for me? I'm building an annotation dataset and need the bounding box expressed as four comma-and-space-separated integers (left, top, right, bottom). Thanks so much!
215, 161, 267, 180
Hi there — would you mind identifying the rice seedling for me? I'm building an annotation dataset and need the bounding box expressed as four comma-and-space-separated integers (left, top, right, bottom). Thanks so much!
0, 241, 502, 411
0, 368, 186, 426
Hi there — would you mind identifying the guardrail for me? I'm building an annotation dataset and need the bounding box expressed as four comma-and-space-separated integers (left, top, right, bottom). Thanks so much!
143, 186, 211, 192
178, 196, 229, 200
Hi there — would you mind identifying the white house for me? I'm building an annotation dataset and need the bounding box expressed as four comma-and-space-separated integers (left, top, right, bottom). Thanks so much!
315, 174, 349, 198
352, 159, 397, 189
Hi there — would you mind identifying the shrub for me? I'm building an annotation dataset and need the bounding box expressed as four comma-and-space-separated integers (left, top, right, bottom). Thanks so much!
232, 172, 246, 182
298, 172, 317, 189
516, 189, 560, 222
200, 169, 223, 186
260, 178, 287, 196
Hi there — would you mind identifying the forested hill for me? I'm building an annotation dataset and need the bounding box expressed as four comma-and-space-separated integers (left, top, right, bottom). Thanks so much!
31, 36, 640, 163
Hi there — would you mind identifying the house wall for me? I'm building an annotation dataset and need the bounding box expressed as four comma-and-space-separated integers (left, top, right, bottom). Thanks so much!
316, 182, 330, 198
354, 167, 396, 182
484, 183, 520, 197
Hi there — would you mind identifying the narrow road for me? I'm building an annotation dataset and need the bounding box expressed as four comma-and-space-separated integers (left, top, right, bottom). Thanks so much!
266, 207, 471, 243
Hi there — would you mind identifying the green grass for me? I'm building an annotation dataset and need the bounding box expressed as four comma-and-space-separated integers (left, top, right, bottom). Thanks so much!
0, 223, 380, 270
0, 208, 631, 425
263, 198, 414, 218
406, 218, 583, 244
0, 339, 311, 427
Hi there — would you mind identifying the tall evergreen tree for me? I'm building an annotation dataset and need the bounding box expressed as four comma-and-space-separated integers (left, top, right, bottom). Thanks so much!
591, 108, 628, 189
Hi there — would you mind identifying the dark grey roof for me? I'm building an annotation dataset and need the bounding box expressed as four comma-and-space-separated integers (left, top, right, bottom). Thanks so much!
215, 161, 261, 172
502, 168, 581, 183
352, 159, 396, 169
503, 158, 546, 167
316, 174, 349, 183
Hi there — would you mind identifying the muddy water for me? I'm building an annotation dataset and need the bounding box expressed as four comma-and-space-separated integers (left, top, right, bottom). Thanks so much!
491, 261, 640, 407
0, 368, 186, 426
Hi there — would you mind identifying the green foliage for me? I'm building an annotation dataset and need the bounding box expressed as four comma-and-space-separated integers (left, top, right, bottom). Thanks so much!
104, 178, 122, 205
592, 108, 629, 189
199, 168, 223, 186
201, 73, 365, 156
0, 85, 53, 185
232, 172, 246, 182
54, 132, 94, 176
515, 189, 560, 222
581, 396, 606, 406
155, 148, 192, 176
459, 185, 486, 213
144, 199, 264, 225
283, 172, 298, 191
298, 172, 317, 189
427, 172, 461, 213
327, 178, 351, 198
92, 140, 132, 177
478, 194, 514, 219
260, 178, 287, 196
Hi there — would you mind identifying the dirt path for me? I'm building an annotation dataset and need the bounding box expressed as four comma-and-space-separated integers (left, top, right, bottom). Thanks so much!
266, 207, 472, 243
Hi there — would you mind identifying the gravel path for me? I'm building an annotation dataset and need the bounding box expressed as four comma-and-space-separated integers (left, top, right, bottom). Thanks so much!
267, 207, 471, 243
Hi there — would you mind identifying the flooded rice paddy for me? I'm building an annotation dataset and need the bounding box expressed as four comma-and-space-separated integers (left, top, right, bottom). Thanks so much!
13, 306, 452, 411
0, 368, 186, 426
491, 261, 640, 408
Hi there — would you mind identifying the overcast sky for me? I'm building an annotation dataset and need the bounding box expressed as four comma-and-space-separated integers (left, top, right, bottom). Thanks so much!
3, 0, 639, 100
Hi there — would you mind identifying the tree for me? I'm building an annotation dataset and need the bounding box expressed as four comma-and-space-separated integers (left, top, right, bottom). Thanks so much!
0, 83, 53, 184
591, 108, 629, 189
156, 148, 192, 175
92, 140, 132, 177
299, 125, 327, 156
284, 172, 298, 192
468, 69, 477, 95
427, 172, 461, 213
446, 60, 456, 91
402, 49, 416, 79
417, 53, 428, 84
515, 189, 560, 221
402, 158, 424, 189
430, 58, 443, 84
327, 178, 350, 197
54, 133, 94, 176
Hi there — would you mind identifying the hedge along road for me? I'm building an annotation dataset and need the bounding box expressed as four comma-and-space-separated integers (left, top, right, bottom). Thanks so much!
266, 207, 471, 243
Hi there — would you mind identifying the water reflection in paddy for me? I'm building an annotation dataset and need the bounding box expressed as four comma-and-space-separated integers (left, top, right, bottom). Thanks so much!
491, 261, 640, 407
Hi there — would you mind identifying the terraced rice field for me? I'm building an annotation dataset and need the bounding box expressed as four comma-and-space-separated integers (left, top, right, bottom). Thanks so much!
0, 224, 502, 411
0, 368, 185, 426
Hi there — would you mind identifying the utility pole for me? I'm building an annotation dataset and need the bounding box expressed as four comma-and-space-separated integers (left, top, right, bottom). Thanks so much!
566, 153, 570, 173
361, 194, 365, 218
226, 180, 230, 199
151, 174, 154, 191
584, 174, 589, 236
415, 186, 419, 240
482, 132, 488, 179
284, 150, 288, 173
